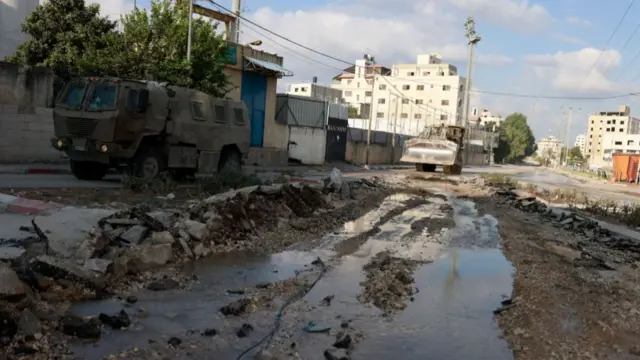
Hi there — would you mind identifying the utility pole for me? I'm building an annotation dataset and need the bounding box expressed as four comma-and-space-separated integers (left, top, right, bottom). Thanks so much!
462, 17, 481, 165
187, 0, 194, 61
232, 0, 241, 43
364, 54, 376, 168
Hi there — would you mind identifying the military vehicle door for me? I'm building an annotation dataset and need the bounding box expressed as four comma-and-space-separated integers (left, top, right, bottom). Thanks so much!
120, 83, 150, 137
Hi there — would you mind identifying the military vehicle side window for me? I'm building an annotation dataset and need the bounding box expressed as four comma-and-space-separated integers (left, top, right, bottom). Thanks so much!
213, 105, 226, 123
126, 89, 150, 113
126, 89, 139, 109
191, 101, 206, 121
233, 108, 245, 125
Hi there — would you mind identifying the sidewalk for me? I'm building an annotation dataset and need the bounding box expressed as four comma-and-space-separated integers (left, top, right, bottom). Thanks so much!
0, 163, 414, 176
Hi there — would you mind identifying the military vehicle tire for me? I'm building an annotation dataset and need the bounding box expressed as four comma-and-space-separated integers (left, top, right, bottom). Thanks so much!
171, 169, 196, 181
416, 164, 436, 172
131, 148, 166, 180
443, 164, 462, 175
70, 160, 109, 181
218, 148, 241, 174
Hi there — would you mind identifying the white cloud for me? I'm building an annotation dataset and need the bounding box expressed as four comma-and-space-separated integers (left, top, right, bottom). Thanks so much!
551, 33, 588, 46
242, 1, 512, 89
525, 48, 622, 93
448, 0, 552, 32
566, 16, 592, 27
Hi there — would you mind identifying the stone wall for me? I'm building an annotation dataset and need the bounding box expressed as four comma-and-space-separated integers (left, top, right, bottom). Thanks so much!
0, 61, 63, 163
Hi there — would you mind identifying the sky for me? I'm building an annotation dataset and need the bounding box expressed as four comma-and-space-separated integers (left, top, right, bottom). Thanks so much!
90, 0, 640, 144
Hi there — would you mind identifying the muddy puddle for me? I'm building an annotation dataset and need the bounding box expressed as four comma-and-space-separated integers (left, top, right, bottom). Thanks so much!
68, 194, 515, 359
513, 171, 582, 187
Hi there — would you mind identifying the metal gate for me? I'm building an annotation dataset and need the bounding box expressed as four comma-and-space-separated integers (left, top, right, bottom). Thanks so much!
325, 117, 348, 162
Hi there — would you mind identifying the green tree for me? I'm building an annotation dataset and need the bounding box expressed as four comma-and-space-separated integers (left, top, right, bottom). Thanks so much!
567, 146, 584, 163
8, 0, 230, 98
348, 106, 359, 118
493, 113, 536, 164
6, 0, 115, 77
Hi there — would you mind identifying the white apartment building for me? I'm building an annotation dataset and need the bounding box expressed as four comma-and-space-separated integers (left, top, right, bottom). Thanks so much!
586, 105, 640, 167
331, 60, 392, 116
371, 54, 466, 128
332, 53, 465, 129
286, 82, 342, 103
470, 108, 503, 128
536, 136, 563, 159
574, 134, 586, 154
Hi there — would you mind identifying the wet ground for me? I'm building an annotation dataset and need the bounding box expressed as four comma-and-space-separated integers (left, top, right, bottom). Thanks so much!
67, 192, 515, 359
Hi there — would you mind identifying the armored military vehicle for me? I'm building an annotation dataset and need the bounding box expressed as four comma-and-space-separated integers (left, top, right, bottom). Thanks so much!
400, 125, 465, 175
51, 77, 250, 180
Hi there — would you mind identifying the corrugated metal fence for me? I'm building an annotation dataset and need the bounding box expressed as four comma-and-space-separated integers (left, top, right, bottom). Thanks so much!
275, 94, 348, 128
347, 127, 409, 147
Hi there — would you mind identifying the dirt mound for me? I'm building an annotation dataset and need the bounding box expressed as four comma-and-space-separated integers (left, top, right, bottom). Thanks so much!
358, 251, 423, 315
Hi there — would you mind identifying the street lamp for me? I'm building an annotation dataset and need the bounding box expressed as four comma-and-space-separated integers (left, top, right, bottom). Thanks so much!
462, 17, 481, 165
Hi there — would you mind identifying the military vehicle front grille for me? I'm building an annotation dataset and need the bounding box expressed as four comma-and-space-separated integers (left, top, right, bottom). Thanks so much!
66, 118, 97, 137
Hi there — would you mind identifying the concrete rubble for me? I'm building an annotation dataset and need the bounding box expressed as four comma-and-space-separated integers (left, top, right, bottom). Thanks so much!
0, 178, 386, 357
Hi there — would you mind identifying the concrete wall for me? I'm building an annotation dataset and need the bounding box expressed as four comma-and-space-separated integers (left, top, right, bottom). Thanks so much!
263, 77, 289, 150
0, 105, 64, 163
346, 140, 402, 165
288, 126, 326, 165
0, 62, 63, 163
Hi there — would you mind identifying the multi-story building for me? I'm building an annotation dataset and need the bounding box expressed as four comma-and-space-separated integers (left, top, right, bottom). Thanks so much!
331, 60, 392, 117
536, 136, 563, 160
574, 134, 586, 154
285, 81, 342, 103
0, 0, 40, 60
369, 54, 466, 130
586, 105, 640, 167
469, 108, 503, 129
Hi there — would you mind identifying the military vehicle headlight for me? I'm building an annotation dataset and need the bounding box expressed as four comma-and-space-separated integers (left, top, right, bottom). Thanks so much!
100, 144, 108, 152
56, 140, 63, 148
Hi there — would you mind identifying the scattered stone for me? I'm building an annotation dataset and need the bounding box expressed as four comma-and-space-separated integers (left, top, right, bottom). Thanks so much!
120, 225, 149, 244
201, 328, 218, 337
178, 236, 194, 258
321, 295, 335, 306
126, 295, 138, 304
61, 315, 101, 339
29, 255, 104, 290
0, 264, 26, 300
184, 220, 207, 241
333, 333, 352, 349
17, 309, 41, 336
151, 231, 174, 245
167, 336, 182, 347
324, 348, 350, 360
99, 310, 131, 329
254, 350, 276, 360
220, 298, 251, 316
83, 258, 113, 274
128, 244, 173, 272
0, 309, 17, 341
193, 243, 210, 258
147, 279, 180, 291
236, 323, 254, 338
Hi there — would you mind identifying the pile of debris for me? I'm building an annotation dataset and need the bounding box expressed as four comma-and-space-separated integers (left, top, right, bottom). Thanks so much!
357, 251, 421, 315
492, 187, 640, 265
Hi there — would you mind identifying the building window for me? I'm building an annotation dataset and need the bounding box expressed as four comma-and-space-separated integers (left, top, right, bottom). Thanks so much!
443, 85, 451, 91
621, 120, 625, 125
378, 98, 386, 104
590, 127, 593, 131
402, 85, 410, 90
589, 134, 593, 138
591, 120, 594, 124
377, 112, 384, 118
415, 99, 424, 104
417, 85, 424, 91
620, 128, 624, 132
459, 85, 463, 91
607, 120, 611, 124
365, 91, 372, 97
356, 95, 360, 101
440, 114, 448, 121
401, 113, 408, 119
423, 71, 430, 76
301, 87, 307, 92
402, 99, 410, 104
357, 82, 360, 88
407, 71, 415, 76
379, 84, 387, 90
345, 91, 352, 96
606, 128, 610, 132
612, 119, 616, 124
441, 100, 450, 105
629, 140, 634, 146
615, 141, 623, 145
347, 80, 352, 85
458, 99, 463, 107
414, 114, 422, 119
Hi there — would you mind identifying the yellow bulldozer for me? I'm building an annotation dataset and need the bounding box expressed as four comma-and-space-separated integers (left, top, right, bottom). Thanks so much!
400, 125, 465, 175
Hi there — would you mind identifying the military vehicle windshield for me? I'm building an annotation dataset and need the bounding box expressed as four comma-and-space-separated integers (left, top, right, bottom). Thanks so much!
57, 82, 87, 109
87, 83, 118, 111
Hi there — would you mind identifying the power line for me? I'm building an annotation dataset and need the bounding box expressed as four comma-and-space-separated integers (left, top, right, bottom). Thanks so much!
208, 0, 640, 101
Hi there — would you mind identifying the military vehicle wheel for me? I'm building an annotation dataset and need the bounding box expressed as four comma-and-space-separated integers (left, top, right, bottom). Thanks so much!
171, 169, 196, 181
70, 160, 109, 181
132, 148, 166, 180
416, 164, 436, 172
218, 148, 241, 174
